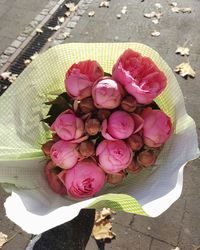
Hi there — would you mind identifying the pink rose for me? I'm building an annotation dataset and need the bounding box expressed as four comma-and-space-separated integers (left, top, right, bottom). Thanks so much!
92, 77, 123, 109
96, 140, 133, 173
59, 159, 106, 199
50, 140, 79, 169
102, 111, 134, 140
65, 60, 104, 100
102, 111, 144, 141
51, 110, 84, 142
112, 49, 167, 104
141, 107, 172, 147
45, 161, 66, 195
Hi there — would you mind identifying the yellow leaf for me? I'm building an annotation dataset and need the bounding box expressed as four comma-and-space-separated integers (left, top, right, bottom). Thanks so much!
35, 28, 43, 33
65, 11, 71, 17
0, 232, 8, 249
99, 1, 109, 8
65, 3, 77, 12
171, 7, 192, 13
151, 30, 160, 37
48, 25, 61, 31
176, 46, 190, 56
92, 208, 116, 241
88, 11, 95, 17
174, 62, 195, 78
58, 17, 65, 23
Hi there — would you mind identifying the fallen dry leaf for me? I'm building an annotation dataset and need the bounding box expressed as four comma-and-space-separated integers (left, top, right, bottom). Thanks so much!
65, 2, 77, 12
171, 7, 192, 13
99, 1, 109, 8
0, 71, 12, 80
144, 11, 163, 20
170, 2, 178, 7
24, 59, 31, 66
121, 6, 127, 14
65, 11, 71, 17
88, 11, 95, 17
0, 232, 8, 249
48, 25, 61, 31
155, 3, 162, 9
171, 247, 180, 250
92, 208, 116, 241
0, 72, 18, 82
35, 28, 43, 34
30, 52, 39, 61
58, 16, 65, 23
151, 30, 160, 37
176, 46, 190, 56
152, 18, 159, 24
174, 62, 195, 78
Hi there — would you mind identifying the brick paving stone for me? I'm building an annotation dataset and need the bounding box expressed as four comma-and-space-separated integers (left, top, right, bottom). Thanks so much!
150, 239, 174, 250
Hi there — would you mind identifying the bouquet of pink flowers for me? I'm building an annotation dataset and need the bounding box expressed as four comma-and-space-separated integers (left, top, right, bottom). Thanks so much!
42, 49, 173, 199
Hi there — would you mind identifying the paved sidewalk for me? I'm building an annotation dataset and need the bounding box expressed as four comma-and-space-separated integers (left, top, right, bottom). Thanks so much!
0, 0, 50, 54
0, 0, 200, 249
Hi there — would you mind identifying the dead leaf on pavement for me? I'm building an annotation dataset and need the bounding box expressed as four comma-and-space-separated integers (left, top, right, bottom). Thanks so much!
0, 72, 18, 82
151, 30, 160, 37
88, 11, 95, 17
121, 6, 127, 14
170, 2, 178, 7
176, 46, 190, 56
174, 62, 195, 78
92, 208, 116, 241
99, 1, 109, 8
24, 52, 39, 66
0, 232, 8, 249
48, 25, 61, 31
65, 2, 78, 12
171, 247, 180, 250
58, 16, 65, 23
65, 11, 71, 17
35, 28, 43, 34
155, 3, 162, 9
171, 7, 192, 13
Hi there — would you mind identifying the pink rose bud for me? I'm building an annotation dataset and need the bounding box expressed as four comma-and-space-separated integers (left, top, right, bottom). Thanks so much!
79, 140, 95, 158
45, 161, 66, 195
97, 109, 111, 121
127, 134, 143, 151
92, 77, 123, 109
59, 159, 106, 199
137, 150, 156, 167
96, 140, 133, 174
85, 118, 101, 136
112, 49, 167, 104
50, 140, 79, 169
79, 97, 95, 113
51, 110, 84, 141
121, 95, 137, 112
42, 140, 55, 156
65, 60, 104, 100
107, 171, 126, 185
102, 111, 134, 140
141, 107, 172, 147
127, 159, 142, 173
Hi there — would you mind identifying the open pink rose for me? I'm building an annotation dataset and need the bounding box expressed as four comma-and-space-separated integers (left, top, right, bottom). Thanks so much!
92, 77, 123, 109
65, 60, 104, 100
112, 49, 167, 104
59, 159, 106, 199
96, 140, 133, 173
45, 161, 67, 195
51, 110, 84, 142
141, 107, 172, 147
50, 140, 79, 169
